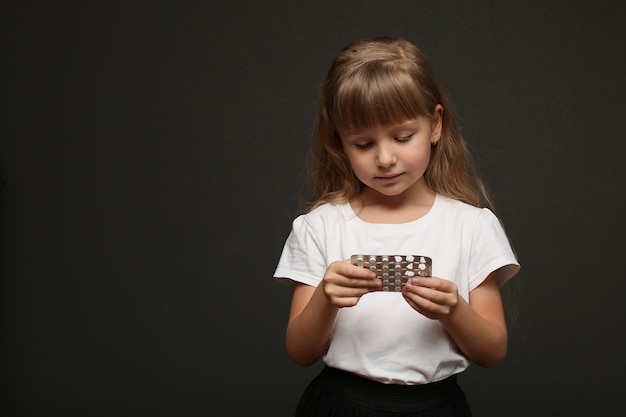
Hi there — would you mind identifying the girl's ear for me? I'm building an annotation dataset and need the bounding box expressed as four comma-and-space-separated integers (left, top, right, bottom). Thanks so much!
432, 104, 444, 141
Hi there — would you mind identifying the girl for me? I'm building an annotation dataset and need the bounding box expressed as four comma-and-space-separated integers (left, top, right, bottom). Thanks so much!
273, 37, 520, 417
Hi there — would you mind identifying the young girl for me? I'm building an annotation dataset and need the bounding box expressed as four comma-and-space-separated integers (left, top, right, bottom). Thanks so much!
273, 37, 520, 417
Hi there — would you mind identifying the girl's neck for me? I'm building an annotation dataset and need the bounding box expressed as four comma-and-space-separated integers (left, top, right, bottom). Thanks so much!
350, 185, 436, 224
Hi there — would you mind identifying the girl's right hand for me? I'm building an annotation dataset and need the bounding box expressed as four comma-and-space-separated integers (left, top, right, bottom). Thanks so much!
322, 259, 381, 307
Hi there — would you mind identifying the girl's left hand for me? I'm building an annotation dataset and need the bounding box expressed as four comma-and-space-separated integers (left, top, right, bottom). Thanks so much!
402, 276, 459, 320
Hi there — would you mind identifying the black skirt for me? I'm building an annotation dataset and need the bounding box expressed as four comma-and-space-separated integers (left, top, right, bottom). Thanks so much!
295, 367, 472, 417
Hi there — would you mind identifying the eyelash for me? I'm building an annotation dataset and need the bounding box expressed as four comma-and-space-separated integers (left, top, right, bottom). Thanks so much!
355, 135, 413, 149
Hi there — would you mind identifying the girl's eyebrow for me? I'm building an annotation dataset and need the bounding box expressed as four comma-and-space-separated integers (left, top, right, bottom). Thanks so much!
342, 132, 370, 142
394, 119, 422, 128
385, 120, 422, 135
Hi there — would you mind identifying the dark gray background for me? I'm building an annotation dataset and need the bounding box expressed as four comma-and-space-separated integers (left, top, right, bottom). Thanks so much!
2, 1, 625, 416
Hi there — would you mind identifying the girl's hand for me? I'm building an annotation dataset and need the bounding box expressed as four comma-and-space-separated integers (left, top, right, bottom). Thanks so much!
402, 276, 459, 320
322, 259, 381, 307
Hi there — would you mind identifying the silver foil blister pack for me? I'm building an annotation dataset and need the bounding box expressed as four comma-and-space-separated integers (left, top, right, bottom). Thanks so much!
350, 255, 432, 292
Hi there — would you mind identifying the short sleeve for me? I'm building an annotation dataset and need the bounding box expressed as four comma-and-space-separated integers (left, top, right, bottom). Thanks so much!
273, 215, 328, 287
468, 209, 520, 290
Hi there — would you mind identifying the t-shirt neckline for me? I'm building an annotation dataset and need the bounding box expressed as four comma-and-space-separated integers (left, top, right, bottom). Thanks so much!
343, 193, 440, 228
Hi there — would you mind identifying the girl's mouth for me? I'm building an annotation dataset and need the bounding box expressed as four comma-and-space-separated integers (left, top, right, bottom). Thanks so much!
376, 173, 402, 182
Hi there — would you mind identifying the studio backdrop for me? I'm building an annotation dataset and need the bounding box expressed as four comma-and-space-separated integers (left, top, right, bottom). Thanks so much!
1, 1, 624, 416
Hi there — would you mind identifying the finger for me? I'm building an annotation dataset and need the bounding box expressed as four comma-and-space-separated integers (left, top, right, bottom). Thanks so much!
402, 293, 435, 318
407, 285, 447, 303
331, 261, 380, 288
402, 291, 447, 319
403, 282, 447, 306
327, 286, 373, 308
332, 296, 362, 308
325, 273, 380, 290
326, 284, 372, 298
410, 277, 456, 293
341, 261, 378, 279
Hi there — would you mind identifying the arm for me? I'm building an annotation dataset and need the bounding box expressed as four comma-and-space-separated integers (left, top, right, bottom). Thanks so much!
285, 260, 380, 367
402, 272, 508, 367
285, 283, 337, 367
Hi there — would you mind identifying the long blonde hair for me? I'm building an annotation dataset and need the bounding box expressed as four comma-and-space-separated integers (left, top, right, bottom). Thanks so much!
302, 37, 493, 213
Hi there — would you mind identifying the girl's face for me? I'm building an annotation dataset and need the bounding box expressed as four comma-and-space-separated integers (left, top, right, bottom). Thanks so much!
340, 106, 442, 201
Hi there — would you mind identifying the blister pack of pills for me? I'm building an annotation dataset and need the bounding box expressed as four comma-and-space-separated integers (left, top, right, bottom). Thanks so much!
350, 255, 432, 292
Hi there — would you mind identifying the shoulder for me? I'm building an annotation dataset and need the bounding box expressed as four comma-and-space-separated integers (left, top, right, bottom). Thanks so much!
293, 202, 351, 228
435, 194, 485, 218
434, 195, 504, 231
436, 196, 519, 287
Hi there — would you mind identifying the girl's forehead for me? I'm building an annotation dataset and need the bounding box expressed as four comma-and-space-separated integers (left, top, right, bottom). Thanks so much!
331, 86, 431, 134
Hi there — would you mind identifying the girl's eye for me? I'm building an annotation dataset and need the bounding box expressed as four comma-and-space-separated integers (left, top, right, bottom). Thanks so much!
355, 142, 373, 149
395, 135, 413, 143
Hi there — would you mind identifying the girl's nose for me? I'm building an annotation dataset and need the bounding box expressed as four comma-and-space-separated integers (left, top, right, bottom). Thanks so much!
376, 145, 397, 167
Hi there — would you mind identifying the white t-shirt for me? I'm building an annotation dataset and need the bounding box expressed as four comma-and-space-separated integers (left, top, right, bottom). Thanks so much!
274, 194, 520, 384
